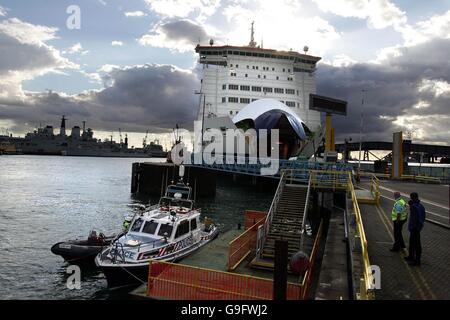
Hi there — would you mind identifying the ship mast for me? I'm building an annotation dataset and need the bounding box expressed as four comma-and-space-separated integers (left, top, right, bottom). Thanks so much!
248, 21, 257, 47
60, 115, 67, 136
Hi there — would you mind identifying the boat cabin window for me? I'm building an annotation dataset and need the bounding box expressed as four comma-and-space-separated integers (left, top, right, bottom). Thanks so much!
175, 220, 190, 238
158, 224, 173, 237
166, 185, 190, 199
190, 218, 197, 231
130, 218, 144, 232
142, 221, 159, 235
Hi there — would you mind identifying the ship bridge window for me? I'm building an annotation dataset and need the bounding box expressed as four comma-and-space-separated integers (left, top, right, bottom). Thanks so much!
286, 101, 296, 107
190, 219, 197, 231
251, 86, 261, 92
229, 84, 239, 90
286, 89, 295, 94
240, 85, 250, 91
158, 224, 173, 237
142, 221, 159, 235
131, 218, 144, 232
263, 87, 273, 93
175, 220, 190, 238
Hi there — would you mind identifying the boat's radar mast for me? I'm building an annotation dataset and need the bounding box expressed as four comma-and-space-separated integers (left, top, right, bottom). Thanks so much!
179, 164, 185, 181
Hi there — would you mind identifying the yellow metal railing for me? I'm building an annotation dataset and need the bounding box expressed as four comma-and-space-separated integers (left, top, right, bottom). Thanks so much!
370, 174, 381, 205
310, 170, 349, 190
348, 173, 375, 300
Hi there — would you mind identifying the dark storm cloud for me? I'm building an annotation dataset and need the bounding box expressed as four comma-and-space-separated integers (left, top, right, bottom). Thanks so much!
316, 38, 450, 143
159, 19, 209, 44
0, 64, 199, 133
0, 33, 59, 73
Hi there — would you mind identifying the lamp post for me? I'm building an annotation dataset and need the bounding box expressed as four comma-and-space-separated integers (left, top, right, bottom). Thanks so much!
358, 89, 365, 174
194, 90, 206, 164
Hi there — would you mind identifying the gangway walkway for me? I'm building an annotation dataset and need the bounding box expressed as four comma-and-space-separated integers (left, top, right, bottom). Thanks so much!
187, 156, 353, 178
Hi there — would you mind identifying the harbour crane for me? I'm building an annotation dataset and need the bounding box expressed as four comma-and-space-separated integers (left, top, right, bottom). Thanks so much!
119, 128, 123, 145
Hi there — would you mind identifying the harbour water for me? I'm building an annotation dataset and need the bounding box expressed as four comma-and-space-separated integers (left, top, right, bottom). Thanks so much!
0, 155, 272, 299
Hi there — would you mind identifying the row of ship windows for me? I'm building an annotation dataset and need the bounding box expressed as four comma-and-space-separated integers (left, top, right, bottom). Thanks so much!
223, 97, 297, 108
229, 72, 294, 81
223, 84, 298, 95
229, 64, 293, 73
199, 51, 315, 65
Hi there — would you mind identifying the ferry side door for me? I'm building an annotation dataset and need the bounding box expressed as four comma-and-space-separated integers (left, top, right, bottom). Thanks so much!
190, 217, 200, 242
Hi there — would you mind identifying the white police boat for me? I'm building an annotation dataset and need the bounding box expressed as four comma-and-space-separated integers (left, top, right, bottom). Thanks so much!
95, 169, 219, 287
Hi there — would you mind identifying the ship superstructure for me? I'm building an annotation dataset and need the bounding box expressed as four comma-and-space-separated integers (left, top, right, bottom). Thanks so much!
195, 23, 321, 132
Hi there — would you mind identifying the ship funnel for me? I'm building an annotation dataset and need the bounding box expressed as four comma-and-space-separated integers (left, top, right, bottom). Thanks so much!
71, 126, 80, 138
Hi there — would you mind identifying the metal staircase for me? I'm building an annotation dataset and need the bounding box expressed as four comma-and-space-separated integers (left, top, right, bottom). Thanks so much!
252, 170, 311, 269
261, 185, 308, 259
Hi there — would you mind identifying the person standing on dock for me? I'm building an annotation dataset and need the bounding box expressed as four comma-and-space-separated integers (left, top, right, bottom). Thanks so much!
405, 192, 426, 266
390, 192, 408, 252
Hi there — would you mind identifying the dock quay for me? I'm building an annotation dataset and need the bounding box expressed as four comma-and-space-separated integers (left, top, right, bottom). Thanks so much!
129, 169, 369, 300
128, 167, 449, 300
130, 158, 353, 197
356, 178, 450, 299
131, 162, 218, 197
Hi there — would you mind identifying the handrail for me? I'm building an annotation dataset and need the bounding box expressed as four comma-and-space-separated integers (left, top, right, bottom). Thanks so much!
300, 175, 311, 250
257, 171, 286, 258
347, 172, 374, 300
370, 174, 380, 204
300, 220, 323, 299
227, 217, 266, 271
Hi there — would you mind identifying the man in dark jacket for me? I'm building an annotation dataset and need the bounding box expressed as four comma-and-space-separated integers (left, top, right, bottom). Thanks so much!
404, 192, 426, 266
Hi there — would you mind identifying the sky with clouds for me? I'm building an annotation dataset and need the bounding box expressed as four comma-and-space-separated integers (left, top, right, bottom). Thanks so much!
0, 0, 449, 147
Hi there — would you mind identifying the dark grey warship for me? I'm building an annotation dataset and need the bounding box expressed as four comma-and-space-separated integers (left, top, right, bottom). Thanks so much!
5, 116, 167, 158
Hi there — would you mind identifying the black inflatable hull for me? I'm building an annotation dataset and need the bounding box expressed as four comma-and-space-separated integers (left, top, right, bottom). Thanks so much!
51, 239, 114, 264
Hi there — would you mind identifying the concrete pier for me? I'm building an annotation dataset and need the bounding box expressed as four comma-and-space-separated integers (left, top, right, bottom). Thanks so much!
131, 162, 280, 197
131, 162, 217, 197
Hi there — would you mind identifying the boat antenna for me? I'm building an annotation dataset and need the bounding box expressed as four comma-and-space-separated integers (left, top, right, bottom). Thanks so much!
186, 165, 191, 184
194, 178, 197, 204
160, 170, 165, 198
